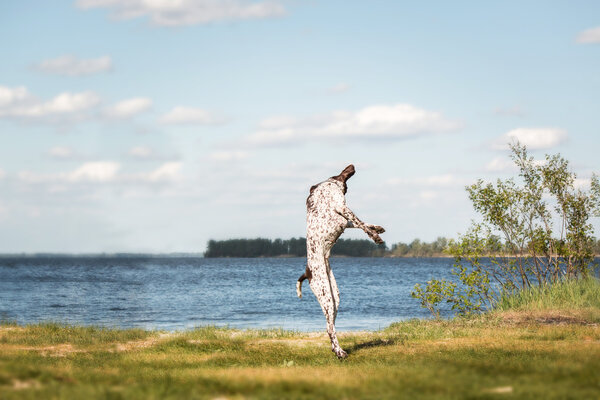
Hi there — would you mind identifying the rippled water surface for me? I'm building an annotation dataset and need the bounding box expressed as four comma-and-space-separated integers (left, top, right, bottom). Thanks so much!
0, 257, 456, 331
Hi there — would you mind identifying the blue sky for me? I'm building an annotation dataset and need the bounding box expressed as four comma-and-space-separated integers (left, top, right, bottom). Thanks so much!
0, 0, 599, 253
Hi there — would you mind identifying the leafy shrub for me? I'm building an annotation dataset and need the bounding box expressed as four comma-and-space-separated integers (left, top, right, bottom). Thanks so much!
413, 142, 600, 317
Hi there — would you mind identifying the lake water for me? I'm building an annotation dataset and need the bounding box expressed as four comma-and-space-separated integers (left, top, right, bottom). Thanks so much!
0, 257, 457, 331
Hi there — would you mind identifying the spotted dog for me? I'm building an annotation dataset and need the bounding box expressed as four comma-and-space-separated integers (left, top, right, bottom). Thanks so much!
296, 164, 384, 359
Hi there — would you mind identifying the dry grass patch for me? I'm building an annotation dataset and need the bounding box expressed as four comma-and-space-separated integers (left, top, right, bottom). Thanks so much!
11, 379, 41, 390
113, 332, 174, 352
497, 309, 600, 325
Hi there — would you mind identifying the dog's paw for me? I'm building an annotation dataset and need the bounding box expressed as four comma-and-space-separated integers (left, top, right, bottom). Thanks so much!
333, 348, 348, 359
369, 225, 385, 234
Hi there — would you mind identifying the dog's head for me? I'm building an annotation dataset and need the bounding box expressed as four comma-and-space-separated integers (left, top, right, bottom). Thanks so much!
331, 164, 355, 194
306, 164, 355, 207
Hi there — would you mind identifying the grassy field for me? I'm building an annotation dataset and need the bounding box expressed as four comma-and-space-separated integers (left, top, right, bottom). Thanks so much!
1, 280, 600, 399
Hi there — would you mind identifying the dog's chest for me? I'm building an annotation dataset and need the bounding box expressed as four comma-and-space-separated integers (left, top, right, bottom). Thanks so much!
306, 181, 347, 238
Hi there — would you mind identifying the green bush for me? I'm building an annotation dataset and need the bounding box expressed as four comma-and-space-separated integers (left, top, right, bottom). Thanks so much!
413, 142, 600, 317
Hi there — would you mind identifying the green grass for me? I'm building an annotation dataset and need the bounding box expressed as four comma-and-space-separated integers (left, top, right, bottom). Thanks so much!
1, 280, 599, 399
1, 313, 600, 399
0, 322, 151, 346
495, 277, 600, 322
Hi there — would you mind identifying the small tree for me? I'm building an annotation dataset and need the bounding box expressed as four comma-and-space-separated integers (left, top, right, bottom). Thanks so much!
412, 142, 600, 317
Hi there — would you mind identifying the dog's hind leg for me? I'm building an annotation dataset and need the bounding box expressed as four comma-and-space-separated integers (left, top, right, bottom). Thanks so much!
309, 258, 347, 359
325, 257, 340, 323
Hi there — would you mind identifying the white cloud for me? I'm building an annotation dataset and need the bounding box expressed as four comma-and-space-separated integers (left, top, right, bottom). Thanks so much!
246, 103, 461, 146
0, 168, 5, 180
17, 161, 184, 186
210, 150, 249, 161
16, 171, 40, 184
0, 86, 30, 107
485, 156, 547, 174
145, 162, 182, 182
328, 83, 350, 94
574, 178, 592, 189
576, 26, 600, 44
33, 92, 100, 115
159, 106, 223, 125
48, 146, 75, 159
34, 55, 113, 76
27, 207, 42, 218
0, 86, 100, 120
257, 115, 297, 129
0, 85, 157, 126
419, 190, 438, 200
17, 162, 120, 184
127, 146, 180, 162
75, 0, 286, 26
493, 127, 567, 150
67, 161, 121, 182
485, 157, 516, 173
104, 97, 152, 118
128, 146, 154, 159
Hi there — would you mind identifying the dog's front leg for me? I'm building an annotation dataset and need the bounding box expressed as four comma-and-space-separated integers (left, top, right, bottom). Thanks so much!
338, 206, 384, 244
346, 220, 385, 234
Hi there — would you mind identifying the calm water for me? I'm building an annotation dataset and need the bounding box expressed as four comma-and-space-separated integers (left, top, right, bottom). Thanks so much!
0, 257, 456, 331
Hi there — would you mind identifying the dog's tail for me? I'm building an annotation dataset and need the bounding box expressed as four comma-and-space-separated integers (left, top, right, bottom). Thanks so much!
296, 272, 309, 298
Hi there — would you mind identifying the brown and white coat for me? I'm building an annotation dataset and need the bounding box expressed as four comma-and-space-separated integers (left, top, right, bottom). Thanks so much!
296, 164, 384, 359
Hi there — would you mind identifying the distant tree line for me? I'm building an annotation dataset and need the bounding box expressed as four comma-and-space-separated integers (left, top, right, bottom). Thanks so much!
205, 237, 447, 258
392, 236, 600, 257
204, 238, 386, 258
205, 236, 600, 258
205, 238, 306, 258
389, 237, 449, 257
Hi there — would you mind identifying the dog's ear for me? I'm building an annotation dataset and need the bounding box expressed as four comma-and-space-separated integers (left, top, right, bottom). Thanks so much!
332, 164, 355, 183
331, 164, 355, 194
